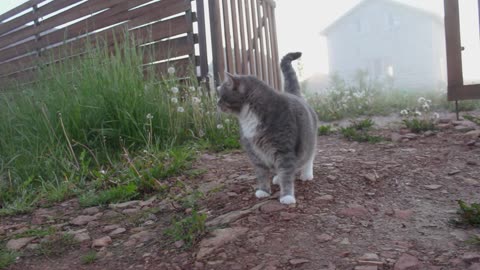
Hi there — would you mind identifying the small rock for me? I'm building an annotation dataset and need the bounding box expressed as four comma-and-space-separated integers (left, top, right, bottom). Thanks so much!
394, 253, 421, 270
464, 130, 480, 140
139, 196, 156, 208
109, 228, 126, 236
260, 201, 286, 213
327, 175, 337, 182
316, 233, 333, 243
424, 184, 443, 190
122, 208, 141, 215
394, 210, 414, 220
438, 118, 452, 124
467, 140, 477, 146
70, 215, 97, 226
437, 123, 452, 130
289, 259, 310, 266
359, 253, 380, 261
424, 131, 435, 137
174, 240, 184, 248
26, 243, 40, 250
83, 207, 100, 215
74, 232, 91, 242
109, 200, 140, 209
340, 238, 351, 245
355, 266, 378, 270
469, 263, 480, 270
280, 212, 298, 221
455, 125, 475, 132
318, 194, 334, 203
391, 133, 402, 142
448, 170, 461, 175
402, 133, 417, 140
6, 237, 35, 251
197, 227, 248, 259
124, 231, 155, 247
92, 236, 112, 248
102, 224, 120, 232
463, 178, 480, 186
462, 252, 480, 263
467, 160, 478, 166
364, 173, 378, 183
339, 204, 369, 218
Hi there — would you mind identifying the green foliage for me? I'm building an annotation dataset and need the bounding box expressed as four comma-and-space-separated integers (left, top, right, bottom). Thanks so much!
81, 250, 97, 265
402, 118, 436, 133
14, 227, 55, 239
318, 125, 332, 136
36, 233, 78, 257
457, 200, 480, 226
340, 119, 383, 143
165, 210, 207, 248
400, 97, 437, 133
79, 183, 139, 208
0, 249, 17, 269
0, 32, 239, 212
463, 114, 480, 126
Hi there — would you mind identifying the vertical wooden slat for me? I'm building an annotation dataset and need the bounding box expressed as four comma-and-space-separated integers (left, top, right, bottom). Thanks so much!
270, 1, 281, 89
230, 0, 241, 73
245, 0, 254, 75
185, 1, 196, 78
256, 0, 267, 83
196, 0, 209, 80
444, 0, 464, 100
222, 0, 234, 74
237, 0, 248, 74
266, 4, 278, 89
262, 2, 273, 87
209, 0, 225, 84
250, 0, 261, 80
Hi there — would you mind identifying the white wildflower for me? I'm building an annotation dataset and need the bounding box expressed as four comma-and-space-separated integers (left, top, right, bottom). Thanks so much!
171, 87, 179, 94
146, 113, 153, 119
167, 66, 175, 75
171, 97, 178, 104
400, 109, 408, 116
189, 86, 196, 92
192, 97, 201, 104
177, 107, 185, 113
225, 119, 231, 123
433, 112, 440, 119
422, 103, 430, 111
426, 99, 432, 104
418, 97, 426, 104
216, 124, 224, 129
414, 110, 422, 116
99, 169, 106, 175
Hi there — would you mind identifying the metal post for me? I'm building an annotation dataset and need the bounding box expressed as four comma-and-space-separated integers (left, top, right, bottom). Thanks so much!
455, 100, 459, 120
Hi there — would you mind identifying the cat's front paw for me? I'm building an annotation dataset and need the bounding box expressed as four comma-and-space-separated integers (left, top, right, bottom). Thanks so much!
272, 175, 279, 185
299, 173, 314, 181
255, 190, 271, 199
279, 195, 296, 205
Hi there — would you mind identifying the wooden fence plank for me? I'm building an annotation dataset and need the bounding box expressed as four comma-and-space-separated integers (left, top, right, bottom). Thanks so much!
222, 0, 234, 74
250, 0, 261, 79
256, 0, 266, 83
245, 0, 254, 75
208, 0, 224, 84
0, 0, 43, 24
444, 0, 464, 100
230, 0, 241, 73
237, 0, 248, 74
142, 36, 194, 64
266, 4, 278, 89
196, 0, 209, 79
269, 2, 281, 89
262, 2, 273, 87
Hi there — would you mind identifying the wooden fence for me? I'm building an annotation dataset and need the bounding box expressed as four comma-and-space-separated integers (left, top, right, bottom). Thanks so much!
0, 0, 280, 90
208, 0, 280, 89
444, 0, 480, 101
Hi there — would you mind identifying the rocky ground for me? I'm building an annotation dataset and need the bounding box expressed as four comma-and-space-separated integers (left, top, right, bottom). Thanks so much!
1, 116, 480, 270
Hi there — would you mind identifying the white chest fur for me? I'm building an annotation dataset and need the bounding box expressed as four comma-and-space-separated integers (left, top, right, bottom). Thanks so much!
238, 105, 259, 139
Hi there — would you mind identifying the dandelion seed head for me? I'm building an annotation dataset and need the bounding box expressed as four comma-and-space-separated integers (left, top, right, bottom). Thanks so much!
171, 97, 178, 104
189, 86, 196, 92
192, 97, 201, 104
146, 113, 153, 119
177, 107, 185, 113
216, 124, 224, 129
171, 87, 179, 94
418, 97, 426, 104
167, 67, 175, 75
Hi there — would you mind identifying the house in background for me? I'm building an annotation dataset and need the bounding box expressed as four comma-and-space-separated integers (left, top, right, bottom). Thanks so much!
321, 0, 446, 90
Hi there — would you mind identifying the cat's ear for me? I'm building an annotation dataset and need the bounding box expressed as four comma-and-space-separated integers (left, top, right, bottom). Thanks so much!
224, 72, 236, 87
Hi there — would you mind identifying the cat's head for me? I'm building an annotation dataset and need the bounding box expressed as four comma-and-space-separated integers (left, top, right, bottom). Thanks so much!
217, 72, 248, 114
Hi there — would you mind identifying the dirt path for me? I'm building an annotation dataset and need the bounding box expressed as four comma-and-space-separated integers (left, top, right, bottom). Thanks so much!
2, 122, 480, 270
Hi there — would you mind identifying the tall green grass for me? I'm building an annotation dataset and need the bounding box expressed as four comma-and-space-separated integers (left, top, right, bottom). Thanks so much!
0, 34, 239, 214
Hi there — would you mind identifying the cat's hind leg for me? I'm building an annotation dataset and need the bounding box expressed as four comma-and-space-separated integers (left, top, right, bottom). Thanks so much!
299, 155, 314, 181
253, 163, 272, 199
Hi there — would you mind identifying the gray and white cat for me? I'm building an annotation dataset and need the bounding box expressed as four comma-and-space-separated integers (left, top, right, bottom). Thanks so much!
217, 52, 318, 204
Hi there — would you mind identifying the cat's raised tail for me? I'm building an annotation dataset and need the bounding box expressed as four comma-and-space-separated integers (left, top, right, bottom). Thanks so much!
280, 52, 302, 97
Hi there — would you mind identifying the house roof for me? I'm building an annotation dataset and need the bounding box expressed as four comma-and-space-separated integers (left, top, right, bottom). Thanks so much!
321, 0, 443, 35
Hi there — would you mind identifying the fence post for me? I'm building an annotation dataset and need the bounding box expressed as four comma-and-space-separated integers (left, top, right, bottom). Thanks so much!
208, 0, 224, 86
196, 0, 209, 83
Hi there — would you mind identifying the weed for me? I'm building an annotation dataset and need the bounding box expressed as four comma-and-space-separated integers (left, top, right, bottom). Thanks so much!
14, 227, 55, 239
318, 125, 332, 136
400, 97, 438, 133
456, 200, 480, 226
36, 233, 78, 257
79, 183, 139, 207
402, 118, 436, 133
340, 119, 383, 143
464, 114, 480, 126
0, 248, 17, 269
165, 210, 207, 248
81, 250, 97, 264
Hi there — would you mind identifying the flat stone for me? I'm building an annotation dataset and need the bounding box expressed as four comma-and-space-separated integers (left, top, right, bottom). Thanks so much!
465, 130, 480, 140
289, 259, 310, 266
109, 228, 126, 236
318, 194, 334, 203
359, 253, 380, 261
197, 227, 248, 259
123, 231, 156, 247
70, 215, 98, 226
83, 207, 100, 215
469, 263, 480, 270
462, 252, 480, 263
340, 238, 351, 245
437, 123, 452, 130
364, 173, 378, 182
139, 196, 157, 208
316, 233, 333, 243
92, 236, 112, 248
467, 140, 477, 146
74, 232, 91, 242
463, 178, 480, 186
122, 208, 141, 215
424, 184, 443, 190
394, 254, 421, 270
109, 200, 140, 209
6, 237, 35, 251
355, 266, 378, 270
394, 209, 414, 220
455, 125, 475, 132
339, 204, 369, 218
402, 133, 417, 140
260, 201, 286, 213
280, 212, 298, 221
391, 133, 402, 142
174, 240, 184, 248
102, 224, 120, 232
